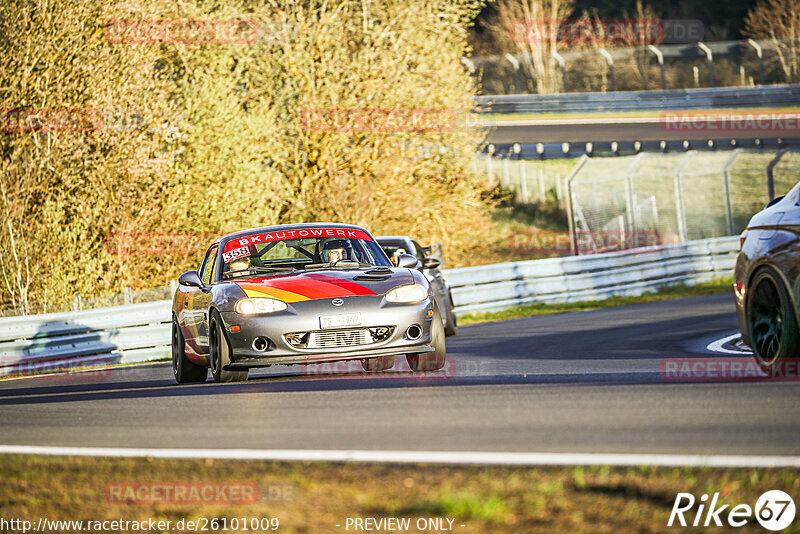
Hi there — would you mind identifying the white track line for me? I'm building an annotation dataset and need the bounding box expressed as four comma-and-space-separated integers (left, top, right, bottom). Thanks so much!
0, 446, 798, 467
707, 333, 753, 355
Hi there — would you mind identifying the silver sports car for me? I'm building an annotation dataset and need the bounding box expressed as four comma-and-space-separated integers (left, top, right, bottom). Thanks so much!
171, 223, 446, 383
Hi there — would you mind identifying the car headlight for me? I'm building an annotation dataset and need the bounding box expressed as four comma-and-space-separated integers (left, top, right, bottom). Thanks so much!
235, 298, 288, 315
385, 284, 428, 303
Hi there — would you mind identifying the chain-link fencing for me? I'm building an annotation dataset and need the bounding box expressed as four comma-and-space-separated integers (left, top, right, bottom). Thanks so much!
566, 150, 800, 254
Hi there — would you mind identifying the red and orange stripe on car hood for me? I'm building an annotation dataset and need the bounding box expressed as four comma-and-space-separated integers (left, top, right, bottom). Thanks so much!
233, 273, 378, 302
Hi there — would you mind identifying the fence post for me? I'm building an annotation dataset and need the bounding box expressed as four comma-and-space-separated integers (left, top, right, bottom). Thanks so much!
623, 153, 647, 233
460, 57, 476, 74
624, 175, 635, 233
722, 149, 743, 234
565, 155, 590, 256
650, 196, 659, 226
647, 45, 666, 91
674, 152, 695, 242
123, 286, 133, 305
747, 39, 765, 86
551, 50, 567, 93
698, 42, 714, 88
486, 145, 495, 184
505, 53, 522, 94
765, 149, 800, 201
512, 143, 527, 202
599, 49, 614, 92
537, 168, 544, 201
555, 172, 563, 202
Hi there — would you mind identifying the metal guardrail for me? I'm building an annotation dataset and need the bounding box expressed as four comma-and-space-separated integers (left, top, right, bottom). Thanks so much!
476, 85, 800, 115
0, 300, 171, 377
484, 138, 800, 160
0, 237, 738, 375
444, 236, 738, 316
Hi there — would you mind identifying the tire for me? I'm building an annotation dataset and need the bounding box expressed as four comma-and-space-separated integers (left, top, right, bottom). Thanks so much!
361, 355, 395, 372
406, 305, 446, 372
209, 311, 248, 383
746, 268, 800, 373
443, 292, 457, 337
172, 316, 207, 384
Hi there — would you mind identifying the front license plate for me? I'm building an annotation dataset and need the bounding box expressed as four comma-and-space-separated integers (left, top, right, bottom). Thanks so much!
320, 313, 362, 329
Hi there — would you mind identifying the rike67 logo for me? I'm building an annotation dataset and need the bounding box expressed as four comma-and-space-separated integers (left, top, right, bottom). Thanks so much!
668, 490, 796, 530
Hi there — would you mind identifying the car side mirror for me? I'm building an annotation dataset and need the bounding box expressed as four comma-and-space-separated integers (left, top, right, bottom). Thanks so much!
421, 257, 441, 269
396, 254, 418, 269
178, 270, 205, 290
766, 195, 785, 208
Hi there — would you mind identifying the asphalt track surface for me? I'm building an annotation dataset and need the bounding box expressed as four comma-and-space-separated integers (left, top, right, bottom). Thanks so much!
485, 118, 800, 144
2, 294, 799, 456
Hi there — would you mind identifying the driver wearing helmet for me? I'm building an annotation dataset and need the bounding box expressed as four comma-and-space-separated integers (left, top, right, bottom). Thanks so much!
322, 239, 350, 264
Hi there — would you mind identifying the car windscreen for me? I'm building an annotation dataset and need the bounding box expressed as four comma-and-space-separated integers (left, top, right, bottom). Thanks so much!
221, 228, 391, 278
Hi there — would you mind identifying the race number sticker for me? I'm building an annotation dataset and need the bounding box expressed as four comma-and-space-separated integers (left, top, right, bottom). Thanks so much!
223, 246, 250, 263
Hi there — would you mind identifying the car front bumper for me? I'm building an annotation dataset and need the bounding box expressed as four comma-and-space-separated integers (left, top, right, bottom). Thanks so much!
219, 295, 435, 367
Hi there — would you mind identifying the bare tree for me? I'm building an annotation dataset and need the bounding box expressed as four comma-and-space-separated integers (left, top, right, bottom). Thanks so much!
484, 0, 576, 94
575, 1, 663, 91
745, 0, 800, 83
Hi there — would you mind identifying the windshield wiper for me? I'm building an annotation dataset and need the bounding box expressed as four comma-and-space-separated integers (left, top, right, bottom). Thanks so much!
251, 266, 297, 272
224, 266, 297, 279
305, 261, 372, 270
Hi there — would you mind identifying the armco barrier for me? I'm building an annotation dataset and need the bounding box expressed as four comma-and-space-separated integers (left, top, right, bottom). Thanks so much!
476, 85, 800, 115
484, 138, 800, 160
0, 300, 171, 377
0, 236, 738, 376
443, 236, 739, 316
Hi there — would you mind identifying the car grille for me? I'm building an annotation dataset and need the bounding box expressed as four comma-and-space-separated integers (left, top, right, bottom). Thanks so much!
308, 329, 372, 349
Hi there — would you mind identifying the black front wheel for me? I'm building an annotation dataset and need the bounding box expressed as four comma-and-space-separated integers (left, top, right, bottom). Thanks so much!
406, 305, 446, 372
209, 311, 248, 383
362, 355, 395, 372
172, 316, 207, 384
746, 269, 800, 373
443, 291, 458, 337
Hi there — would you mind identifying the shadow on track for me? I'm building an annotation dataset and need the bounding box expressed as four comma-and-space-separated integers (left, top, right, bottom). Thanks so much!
0, 357, 774, 407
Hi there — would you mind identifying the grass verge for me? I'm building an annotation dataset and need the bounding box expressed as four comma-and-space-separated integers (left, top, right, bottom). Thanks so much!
1, 455, 797, 533
458, 278, 734, 326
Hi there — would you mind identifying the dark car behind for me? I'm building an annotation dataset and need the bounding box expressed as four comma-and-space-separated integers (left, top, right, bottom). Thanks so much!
735, 180, 800, 371
376, 236, 457, 337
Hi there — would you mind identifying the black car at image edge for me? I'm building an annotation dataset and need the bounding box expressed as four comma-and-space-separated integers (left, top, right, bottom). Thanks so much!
735, 180, 800, 371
